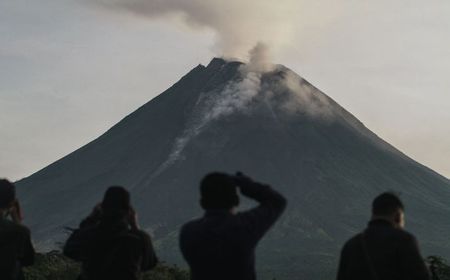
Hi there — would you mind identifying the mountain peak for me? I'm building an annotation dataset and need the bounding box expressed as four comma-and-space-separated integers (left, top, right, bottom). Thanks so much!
16, 59, 450, 279
206, 57, 227, 68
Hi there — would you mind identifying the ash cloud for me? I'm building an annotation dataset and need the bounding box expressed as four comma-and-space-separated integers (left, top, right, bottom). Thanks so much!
93, 0, 301, 59
208, 44, 334, 120
278, 71, 335, 118
94, 0, 336, 126
162, 44, 270, 166
92, 0, 338, 117
207, 43, 272, 119
160, 44, 333, 169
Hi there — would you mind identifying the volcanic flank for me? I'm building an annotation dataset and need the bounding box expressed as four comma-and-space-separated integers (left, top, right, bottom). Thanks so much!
16, 58, 450, 279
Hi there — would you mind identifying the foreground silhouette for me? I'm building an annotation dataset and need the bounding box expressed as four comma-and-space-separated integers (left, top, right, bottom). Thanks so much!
0, 179, 35, 280
179, 172, 287, 280
64, 186, 158, 280
337, 192, 430, 280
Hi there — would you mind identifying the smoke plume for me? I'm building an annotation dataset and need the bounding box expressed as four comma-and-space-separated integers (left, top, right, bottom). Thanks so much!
278, 71, 334, 118
159, 44, 333, 170
207, 43, 273, 119
156, 44, 272, 168
93, 0, 336, 150
94, 0, 304, 59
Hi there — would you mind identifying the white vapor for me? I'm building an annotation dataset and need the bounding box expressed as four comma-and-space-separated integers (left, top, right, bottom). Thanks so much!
207, 43, 272, 119
92, 0, 341, 119
279, 71, 334, 118
160, 44, 334, 169
93, 0, 333, 59
91, 0, 340, 169
161, 44, 272, 167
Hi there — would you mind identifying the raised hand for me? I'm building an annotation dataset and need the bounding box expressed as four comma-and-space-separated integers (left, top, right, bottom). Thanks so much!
233, 172, 254, 187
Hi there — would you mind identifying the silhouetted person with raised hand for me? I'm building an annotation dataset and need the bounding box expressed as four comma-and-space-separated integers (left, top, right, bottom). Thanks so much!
180, 172, 287, 280
337, 192, 430, 280
64, 186, 157, 280
0, 179, 35, 280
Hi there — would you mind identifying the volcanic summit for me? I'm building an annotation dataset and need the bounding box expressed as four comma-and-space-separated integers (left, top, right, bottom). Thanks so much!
17, 58, 450, 279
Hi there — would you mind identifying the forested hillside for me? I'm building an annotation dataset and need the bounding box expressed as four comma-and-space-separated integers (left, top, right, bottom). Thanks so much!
24, 252, 189, 280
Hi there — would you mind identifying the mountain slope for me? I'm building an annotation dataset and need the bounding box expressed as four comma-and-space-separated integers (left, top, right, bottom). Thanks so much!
17, 58, 450, 279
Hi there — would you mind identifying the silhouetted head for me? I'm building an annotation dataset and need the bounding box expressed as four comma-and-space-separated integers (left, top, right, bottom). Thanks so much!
200, 172, 239, 210
0, 179, 16, 210
372, 192, 405, 228
101, 186, 131, 218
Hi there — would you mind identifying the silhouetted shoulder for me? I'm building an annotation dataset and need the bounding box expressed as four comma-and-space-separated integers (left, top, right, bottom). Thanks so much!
129, 229, 158, 271
181, 218, 198, 229
345, 226, 416, 244
179, 217, 208, 258
0, 219, 30, 238
387, 227, 418, 244
180, 218, 204, 236
180, 219, 196, 237
131, 229, 152, 239
396, 228, 416, 239
394, 229, 421, 249
0, 219, 35, 267
17, 223, 32, 238
341, 233, 361, 253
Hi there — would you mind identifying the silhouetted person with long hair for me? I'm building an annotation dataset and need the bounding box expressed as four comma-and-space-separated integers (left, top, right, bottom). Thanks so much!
179, 172, 287, 280
0, 179, 35, 280
337, 192, 430, 280
64, 186, 157, 280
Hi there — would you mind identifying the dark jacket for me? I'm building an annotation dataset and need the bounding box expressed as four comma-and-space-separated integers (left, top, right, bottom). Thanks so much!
0, 217, 35, 280
64, 215, 157, 280
337, 219, 430, 280
179, 182, 287, 280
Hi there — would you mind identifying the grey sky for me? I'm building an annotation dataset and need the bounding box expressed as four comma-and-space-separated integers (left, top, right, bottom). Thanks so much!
1, 0, 449, 180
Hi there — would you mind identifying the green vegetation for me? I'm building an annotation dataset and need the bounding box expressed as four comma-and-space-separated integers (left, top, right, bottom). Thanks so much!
426, 256, 450, 280
24, 251, 189, 280
21, 251, 450, 280
23, 252, 79, 280
145, 264, 189, 280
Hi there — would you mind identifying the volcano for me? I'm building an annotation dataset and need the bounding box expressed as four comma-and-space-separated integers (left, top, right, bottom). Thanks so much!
16, 58, 450, 279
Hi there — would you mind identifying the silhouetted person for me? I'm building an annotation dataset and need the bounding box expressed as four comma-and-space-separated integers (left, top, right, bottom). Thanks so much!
0, 179, 35, 280
337, 192, 430, 280
64, 186, 157, 280
180, 172, 287, 280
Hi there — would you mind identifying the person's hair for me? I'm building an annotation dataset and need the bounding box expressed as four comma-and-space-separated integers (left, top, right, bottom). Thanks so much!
200, 172, 239, 210
372, 192, 404, 216
0, 179, 16, 209
101, 186, 131, 217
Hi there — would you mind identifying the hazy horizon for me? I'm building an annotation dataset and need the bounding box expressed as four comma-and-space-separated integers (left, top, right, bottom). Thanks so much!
1, 0, 449, 181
